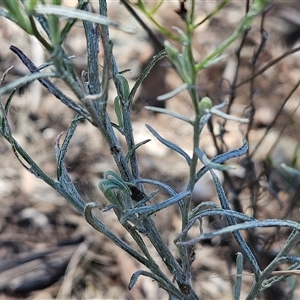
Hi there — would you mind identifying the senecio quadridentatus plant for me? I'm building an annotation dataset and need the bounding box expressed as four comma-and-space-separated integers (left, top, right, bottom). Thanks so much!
1, 0, 300, 299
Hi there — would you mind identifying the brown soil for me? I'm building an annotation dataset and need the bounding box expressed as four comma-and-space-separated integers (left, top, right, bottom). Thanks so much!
1, 1, 300, 299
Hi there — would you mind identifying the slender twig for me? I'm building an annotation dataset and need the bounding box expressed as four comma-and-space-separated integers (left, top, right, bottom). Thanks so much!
9, 46, 90, 118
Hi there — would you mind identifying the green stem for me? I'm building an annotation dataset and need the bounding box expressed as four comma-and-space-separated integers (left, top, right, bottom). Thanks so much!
177, 21, 201, 285
246, 230, 300, 300
195, 0, 269, 71
29, 16, 53, 52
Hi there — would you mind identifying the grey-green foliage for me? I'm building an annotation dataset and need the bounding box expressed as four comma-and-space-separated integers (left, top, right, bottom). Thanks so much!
2, 0, 300, 299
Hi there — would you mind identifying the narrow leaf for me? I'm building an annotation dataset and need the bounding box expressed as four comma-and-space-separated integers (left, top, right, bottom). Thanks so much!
146, 124, 192, 165
122, 190, 190, 220
56, 115, 83, 179
145, 106, 193, 124
128, 270, 167, 290
157, 83, 188, 101
234, 252, 243, 300
0, 72, 56, 96
281, 163, 300, 177
128, 49, 167, 107
34, 5, 135, 33
196, 148, 235, 171
114, 96, 124, 129
125, 139, 151, 163
182, 219, 300, 245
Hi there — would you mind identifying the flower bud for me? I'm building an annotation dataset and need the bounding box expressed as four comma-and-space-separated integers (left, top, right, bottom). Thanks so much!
198, 97, 213, 114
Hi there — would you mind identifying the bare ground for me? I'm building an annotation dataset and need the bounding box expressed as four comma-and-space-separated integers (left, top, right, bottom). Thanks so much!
1, 1, 300, 299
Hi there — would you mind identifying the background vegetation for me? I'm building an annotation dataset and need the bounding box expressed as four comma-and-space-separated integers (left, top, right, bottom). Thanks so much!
1, 0, 300, 299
